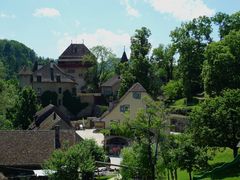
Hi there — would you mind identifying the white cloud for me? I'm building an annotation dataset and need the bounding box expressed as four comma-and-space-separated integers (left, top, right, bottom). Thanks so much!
57, 29, 131, 57
33, 8, 60, 17
121, 0, 140, 17
0, 12, 15, 19
145, 0, 215, 20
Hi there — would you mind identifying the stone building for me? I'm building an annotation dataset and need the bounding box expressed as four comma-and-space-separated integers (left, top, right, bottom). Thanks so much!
57, 43, 95, 92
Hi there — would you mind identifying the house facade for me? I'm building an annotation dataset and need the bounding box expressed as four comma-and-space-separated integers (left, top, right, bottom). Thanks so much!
95, 82, 149, 128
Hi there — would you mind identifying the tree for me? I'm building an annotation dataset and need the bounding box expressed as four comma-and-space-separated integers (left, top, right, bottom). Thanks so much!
118, 62, 135, 98
189, 89, 240, 158
159, 135, 179, 180
212, 11, 240, 39
0, 80, 19, 129
63, 90, 88, 116
14, 87, 39, 129
45, 139, 105, 180
202, 30, 240, 96
177, 134, 209, 180
120, 27, 152, 96
162, 80, 183, 100
40, 91, 58, 107
151, 44, 176, 82
117, 97, 167, 179
170, 16, 212, 102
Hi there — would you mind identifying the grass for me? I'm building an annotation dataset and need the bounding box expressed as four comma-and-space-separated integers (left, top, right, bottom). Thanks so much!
178, 148, 240, 180
95, 174, 116, 180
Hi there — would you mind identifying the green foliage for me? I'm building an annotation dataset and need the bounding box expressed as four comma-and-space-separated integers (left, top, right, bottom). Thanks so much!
118, 62, 135, 98
63, 90, 88, 116
0, 40, 37, 79
84, 45, 118, 91
189, 89, 240, 158
203, 30, 240, 96
40, 91, 58, 107
212, 11, 240, 39
14, 86, 39, 129
118, 97, 167, 179
171, 16, 212, 101
162, 80, 183, 100
119, 27, 152, 97
177, 134, 209, 180
45, 139, 105, 180
121, 143, 153, 179
0, 80, 19, 129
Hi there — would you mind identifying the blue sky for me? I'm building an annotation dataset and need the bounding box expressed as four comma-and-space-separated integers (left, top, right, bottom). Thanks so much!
0, 0, 239, 59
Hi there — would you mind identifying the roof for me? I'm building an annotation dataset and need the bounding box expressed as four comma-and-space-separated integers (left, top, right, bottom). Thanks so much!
18, 66, 32, 75
58, 44, 93, 61
32, 62, 76, 83
0, 130, 81, 166
121, 51, 128, 63
29, 104, 72, 130
99, 82, 147, 120
101, 75, 120, 87
128, 82, 146, 92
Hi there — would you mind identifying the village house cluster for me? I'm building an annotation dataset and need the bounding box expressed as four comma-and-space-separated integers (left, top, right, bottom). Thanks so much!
0, 43, 158, 178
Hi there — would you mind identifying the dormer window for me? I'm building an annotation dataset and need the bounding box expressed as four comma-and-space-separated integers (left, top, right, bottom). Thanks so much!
37, 76, 41, 82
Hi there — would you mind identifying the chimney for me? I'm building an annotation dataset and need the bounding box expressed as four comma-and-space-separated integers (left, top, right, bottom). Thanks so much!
54, 125, 61, 149
50, 62, 54, 81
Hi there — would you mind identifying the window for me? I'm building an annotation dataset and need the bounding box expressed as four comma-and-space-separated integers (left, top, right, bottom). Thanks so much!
58, 87, 62, 94
133, 92, 141, 99
56, 75, 61, 82
58, 99, 61, 106
120, 104, 130, 113
37, 76, 41, 82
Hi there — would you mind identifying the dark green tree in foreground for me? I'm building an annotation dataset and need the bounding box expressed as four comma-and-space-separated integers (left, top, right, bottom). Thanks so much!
190, 89, 240, 158
177, 135, 209, 180
14, 86, 39, 129
118, 97, 167, 179
45, 139, 105, 180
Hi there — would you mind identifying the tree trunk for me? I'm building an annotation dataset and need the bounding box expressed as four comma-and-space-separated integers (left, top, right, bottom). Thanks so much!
233, 147, 238, 158
188, 171, 192, 180
174, 168, 178, 180
170, 170, 174, 180
167, 169, 170, 180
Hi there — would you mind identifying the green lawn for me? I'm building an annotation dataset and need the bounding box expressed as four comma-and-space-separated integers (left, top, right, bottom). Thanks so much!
178, 148, 239, 180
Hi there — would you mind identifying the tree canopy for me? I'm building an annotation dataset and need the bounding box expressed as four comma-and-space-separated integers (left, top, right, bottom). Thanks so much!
189, 89, 240, 157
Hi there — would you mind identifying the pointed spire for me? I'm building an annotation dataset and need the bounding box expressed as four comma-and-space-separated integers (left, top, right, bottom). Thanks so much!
121, 46, 128, 63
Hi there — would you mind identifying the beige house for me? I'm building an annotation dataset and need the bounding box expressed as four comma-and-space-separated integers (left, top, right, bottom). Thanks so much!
95, 82, 149, 128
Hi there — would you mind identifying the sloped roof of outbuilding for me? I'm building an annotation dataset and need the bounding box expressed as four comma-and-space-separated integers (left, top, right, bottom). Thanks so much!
101, 75, 120, 87
0, 130, 81, 166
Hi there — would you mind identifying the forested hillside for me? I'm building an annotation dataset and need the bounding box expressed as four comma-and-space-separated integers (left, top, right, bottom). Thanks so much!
0, 39, 51, 79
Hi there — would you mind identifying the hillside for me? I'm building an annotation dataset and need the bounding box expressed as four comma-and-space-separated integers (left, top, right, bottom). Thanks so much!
0, 39, 51, 79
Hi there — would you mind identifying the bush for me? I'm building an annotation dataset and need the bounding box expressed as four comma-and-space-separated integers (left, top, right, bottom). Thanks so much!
162, 80, 183, 100
40, 91, 58, 107
63, 90, 88, 116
